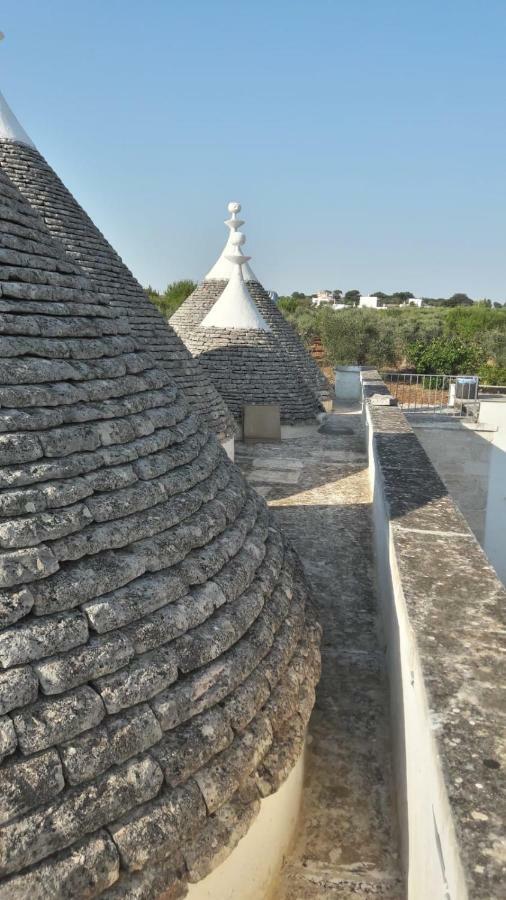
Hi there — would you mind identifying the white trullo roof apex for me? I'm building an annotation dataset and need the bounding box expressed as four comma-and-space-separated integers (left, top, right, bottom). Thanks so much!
0, 34, 35, 147
205, 200, 258, 282
201, 231, 270, 330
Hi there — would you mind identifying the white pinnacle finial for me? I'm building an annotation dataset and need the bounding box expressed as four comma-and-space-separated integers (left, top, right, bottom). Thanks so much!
226, 231, 251, 266
205, 201, 258, 282
225, 201, 244, 234
0, 34, 36, 148
201, 229, 269, 331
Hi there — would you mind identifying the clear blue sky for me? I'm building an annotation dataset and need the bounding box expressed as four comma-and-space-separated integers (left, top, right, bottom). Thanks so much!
2, 0, 505, 299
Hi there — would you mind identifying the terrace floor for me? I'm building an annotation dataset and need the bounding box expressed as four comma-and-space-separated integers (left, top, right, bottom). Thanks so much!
235, 407, 403, 899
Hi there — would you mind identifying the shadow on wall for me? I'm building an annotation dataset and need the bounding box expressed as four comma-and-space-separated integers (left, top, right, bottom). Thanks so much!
408, 416, 506, 587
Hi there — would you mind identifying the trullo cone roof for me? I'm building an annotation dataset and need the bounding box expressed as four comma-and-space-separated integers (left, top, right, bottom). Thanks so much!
171, 203, 330, 401
0, 124, 319, 895
0, 90, 236, 442
171, 219, 324, 424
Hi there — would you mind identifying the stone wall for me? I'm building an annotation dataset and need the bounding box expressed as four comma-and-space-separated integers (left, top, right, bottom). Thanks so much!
362, 370, 506, 899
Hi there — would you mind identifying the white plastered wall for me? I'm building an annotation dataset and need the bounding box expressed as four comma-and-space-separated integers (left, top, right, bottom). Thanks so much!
186, 749, 304, 900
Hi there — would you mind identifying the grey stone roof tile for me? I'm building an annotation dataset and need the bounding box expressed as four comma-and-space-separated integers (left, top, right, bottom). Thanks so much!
12, 685, 105, 754
0, 747, 64, 825
0, 830, 120, 900
108, 780, 205, 875
94, 645, 178, 715
0, 715, 17, 761
60, 703, 163, 787
0, 755, 163, 878
0, 665, 38, 715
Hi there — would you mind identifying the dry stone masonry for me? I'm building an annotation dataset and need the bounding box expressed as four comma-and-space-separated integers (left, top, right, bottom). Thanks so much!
171, 211, 323, 425
0, 166, 320, 896
187, 326, 322, 423
0, 138, 236, 444
171, 202, 330, 403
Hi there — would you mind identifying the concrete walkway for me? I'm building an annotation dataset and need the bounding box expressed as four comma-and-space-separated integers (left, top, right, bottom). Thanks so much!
236, 409, 403, 898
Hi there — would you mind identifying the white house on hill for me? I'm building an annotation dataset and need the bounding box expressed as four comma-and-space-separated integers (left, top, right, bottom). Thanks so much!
359, 295, 382, 309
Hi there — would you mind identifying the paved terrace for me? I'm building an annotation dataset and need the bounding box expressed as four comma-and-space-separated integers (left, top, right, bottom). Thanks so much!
236, 410, 403, 898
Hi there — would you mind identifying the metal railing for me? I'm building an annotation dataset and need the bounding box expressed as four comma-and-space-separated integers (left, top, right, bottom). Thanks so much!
380, 372, 479, 418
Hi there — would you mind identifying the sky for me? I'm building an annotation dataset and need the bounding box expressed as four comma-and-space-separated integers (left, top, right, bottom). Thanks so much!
1, 0, 505, 300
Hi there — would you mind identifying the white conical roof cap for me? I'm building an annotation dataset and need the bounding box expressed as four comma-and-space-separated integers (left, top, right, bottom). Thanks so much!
201, 233, 269, 330
205, 201, 258, 282
0, 90, 35, 147
0, 36, 35, 148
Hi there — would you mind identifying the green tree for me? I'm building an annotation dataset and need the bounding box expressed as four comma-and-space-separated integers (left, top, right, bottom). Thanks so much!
146, 280, 197, 318
278, 296, 300, 314
406, 336, 486, 374
318, 308, 397, 367
444, 293, 473, 307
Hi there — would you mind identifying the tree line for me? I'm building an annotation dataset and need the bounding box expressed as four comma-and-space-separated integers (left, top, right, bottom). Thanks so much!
284, 289, 503, 308
144, 280, 506, 382
280, 301, 506, 383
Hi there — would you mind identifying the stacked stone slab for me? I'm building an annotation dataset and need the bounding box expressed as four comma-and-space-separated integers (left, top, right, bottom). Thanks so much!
0, 140, 236, 443
0, 167, 320, 896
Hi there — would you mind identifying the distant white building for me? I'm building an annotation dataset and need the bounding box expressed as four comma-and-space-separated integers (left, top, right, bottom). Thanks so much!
312, 290, 346, 310
312, 290, 334, 308
359, 295, 381, 309
401, 297, 424, 308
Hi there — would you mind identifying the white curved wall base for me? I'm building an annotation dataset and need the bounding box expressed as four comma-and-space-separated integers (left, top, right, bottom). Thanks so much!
186, 748, 305, 900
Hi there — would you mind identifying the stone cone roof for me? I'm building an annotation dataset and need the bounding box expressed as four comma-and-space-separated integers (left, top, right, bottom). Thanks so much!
186, 326, 322, 423
0, 167, 320, 896
172, 280, 330, 400
0, 138, 236, 442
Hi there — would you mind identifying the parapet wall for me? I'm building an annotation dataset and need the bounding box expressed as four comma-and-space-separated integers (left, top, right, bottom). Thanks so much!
362, 370, 506, 900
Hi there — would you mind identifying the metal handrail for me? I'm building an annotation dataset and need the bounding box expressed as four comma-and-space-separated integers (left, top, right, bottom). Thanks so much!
380, 372, 479, 418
